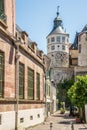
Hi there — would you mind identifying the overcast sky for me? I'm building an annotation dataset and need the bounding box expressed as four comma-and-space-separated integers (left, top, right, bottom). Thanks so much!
16, 0, 87, 54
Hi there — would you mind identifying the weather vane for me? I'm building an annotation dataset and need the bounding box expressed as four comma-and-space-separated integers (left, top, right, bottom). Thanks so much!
57, 6, 60, 16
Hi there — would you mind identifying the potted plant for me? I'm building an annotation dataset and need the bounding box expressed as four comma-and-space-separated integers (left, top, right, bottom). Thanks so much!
60, 107, 65, 114
76, 115, 81, 123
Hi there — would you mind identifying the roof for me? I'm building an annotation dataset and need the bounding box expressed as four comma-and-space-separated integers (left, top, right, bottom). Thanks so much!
70, 32, 79, 50
48, 26, 65, 36
81, 24, 87, 33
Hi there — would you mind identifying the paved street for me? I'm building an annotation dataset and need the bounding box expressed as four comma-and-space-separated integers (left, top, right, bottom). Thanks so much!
30, 111, 87, 130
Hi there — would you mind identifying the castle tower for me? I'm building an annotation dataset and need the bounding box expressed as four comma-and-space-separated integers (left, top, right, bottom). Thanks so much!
46, 7, 70, 83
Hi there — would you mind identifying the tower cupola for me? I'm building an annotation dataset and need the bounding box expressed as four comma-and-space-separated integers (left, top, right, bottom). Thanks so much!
53, 6, 63, 30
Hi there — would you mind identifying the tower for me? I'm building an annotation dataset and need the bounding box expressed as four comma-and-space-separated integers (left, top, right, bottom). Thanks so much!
46, 7, 70, 83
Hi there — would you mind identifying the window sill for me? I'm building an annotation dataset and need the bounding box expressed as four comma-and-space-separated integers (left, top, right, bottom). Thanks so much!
0, 19, 7, 29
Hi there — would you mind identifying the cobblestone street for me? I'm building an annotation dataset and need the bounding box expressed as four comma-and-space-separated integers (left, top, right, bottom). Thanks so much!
30, 111, 87, 130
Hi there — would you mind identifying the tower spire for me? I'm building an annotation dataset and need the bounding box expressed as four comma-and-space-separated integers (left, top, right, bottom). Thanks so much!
57, 6, 60, 16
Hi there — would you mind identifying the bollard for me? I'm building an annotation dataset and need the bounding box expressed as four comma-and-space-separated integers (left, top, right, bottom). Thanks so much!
50, 122, 53, 130
70, 121, 74, 130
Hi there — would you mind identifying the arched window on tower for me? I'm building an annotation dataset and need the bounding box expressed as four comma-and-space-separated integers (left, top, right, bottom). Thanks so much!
62, 36, 65, 43
56, 36, 60, 43
51, 37, 55, 42
62, 45, 65, 50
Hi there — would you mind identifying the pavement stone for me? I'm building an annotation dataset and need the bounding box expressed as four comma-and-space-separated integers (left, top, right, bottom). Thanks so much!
30, 111, 87, 130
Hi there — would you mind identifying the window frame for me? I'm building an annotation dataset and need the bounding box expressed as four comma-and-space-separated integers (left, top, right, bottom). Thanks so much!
62, 45, 65, 50
27, 67, 34, 100
0, 51, 4, 98
62, 36, 65, 43
36, 72, 40, 100
51, 45, 55, 50
56, 36, 60, 43
51, 37, 55, 42
19, 62, 24, 99
79, 44, 81, 53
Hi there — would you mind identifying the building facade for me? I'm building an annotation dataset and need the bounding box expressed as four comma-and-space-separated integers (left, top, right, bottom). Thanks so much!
44, 55, 56, 116
0, 1, 45, 130
75, 25, 87, 77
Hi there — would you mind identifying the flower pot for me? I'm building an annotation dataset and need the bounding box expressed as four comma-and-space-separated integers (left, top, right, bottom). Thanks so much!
76, 117, 81, 123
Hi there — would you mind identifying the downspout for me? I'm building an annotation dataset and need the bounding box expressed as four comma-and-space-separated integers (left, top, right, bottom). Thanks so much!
15, 41, 20, 130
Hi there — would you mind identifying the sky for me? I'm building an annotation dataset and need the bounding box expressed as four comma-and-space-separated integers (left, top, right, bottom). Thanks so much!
16, 0, 87, 54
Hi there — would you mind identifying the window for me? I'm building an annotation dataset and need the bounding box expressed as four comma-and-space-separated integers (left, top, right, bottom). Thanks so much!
0, 0, 6, 23
47, 85, 50, 96
37, 114, 40, 118
0, 51, 4, 98
36, 73, 40, 100
0, 0, 4, 12
67, 38, 69, 43
28, 68, 34, 100
30, 115, 33, 120
85, 32, 87, 41
47, 38, 50, 43
57, 36, 60, 43
62, 45, 65, 50
20, 118, 24, 123
79, 44, 81, 53
51, 37, 55, 42
19, 63, 24, 99
51, 45, 55, 50
62, 36, 65, 43
78, 35, 81, 42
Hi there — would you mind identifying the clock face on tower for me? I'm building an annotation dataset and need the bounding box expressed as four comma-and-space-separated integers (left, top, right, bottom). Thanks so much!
55, 51, 69, 65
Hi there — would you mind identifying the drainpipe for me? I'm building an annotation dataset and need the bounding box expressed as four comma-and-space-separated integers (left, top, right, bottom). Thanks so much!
15, 41, 20, 130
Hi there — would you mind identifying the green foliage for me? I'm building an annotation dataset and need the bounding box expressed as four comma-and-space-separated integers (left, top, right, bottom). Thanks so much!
57, 76, 74, 107
60, 107, 66, 114
67, 75, 87, 108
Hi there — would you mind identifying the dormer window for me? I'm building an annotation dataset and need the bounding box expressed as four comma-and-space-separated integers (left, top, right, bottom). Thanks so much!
51, 37, 55, 42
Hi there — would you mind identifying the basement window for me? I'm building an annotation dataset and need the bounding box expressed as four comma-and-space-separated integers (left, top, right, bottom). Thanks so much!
37, 114, 40, 118
20, 118, 24, 123
30, 116, 33, 120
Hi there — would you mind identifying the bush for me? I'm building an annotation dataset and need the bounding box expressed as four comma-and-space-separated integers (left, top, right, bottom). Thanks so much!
60, 108, 65, 114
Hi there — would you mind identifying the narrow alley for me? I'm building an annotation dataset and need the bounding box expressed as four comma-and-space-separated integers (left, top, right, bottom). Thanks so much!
30, 111, 87, 130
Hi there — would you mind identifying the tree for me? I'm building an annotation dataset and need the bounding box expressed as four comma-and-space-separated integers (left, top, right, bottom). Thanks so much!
68, 75, 87, 120
57, 76, 74, 108
68, 75, 87, 108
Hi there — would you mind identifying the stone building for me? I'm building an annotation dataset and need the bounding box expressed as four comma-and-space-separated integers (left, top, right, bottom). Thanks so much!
69, 32, 78, 67
44, 55, 56, 116
46, 7, 73, 85
0, 0, 45, 130
75, 25, 87, 76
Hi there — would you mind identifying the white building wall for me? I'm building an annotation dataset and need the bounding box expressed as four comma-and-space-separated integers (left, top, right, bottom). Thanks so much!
0, 108, 44, 130
85, 104, 87, 123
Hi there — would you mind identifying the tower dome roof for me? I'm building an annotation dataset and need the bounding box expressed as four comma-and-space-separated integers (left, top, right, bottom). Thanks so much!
47, 6, 66, 36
